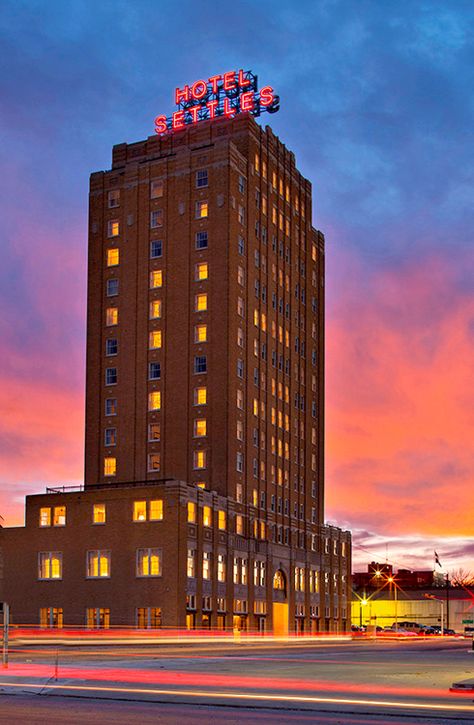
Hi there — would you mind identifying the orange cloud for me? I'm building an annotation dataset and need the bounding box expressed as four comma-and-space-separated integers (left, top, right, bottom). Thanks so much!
326, 248, 474, 539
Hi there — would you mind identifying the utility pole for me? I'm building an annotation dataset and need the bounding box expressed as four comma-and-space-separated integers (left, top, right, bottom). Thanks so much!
446, 573, 450, 630
2, 602, 9, 668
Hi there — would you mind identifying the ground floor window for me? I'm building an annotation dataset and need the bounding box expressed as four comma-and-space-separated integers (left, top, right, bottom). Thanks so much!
136, 607, 162, 629
186, 612, 196, 630
40, 607, 63, 629
86, 607, 110, 629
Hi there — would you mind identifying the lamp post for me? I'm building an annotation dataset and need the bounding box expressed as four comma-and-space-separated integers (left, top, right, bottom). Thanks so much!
360, 597, 368, 628
424, 593, 445, 635
388, 576, 398, 631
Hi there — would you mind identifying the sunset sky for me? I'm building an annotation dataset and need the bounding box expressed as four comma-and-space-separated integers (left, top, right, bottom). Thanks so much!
0, 1, 472, 573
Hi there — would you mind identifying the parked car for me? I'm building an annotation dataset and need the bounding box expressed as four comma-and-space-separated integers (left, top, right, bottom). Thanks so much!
379, 627, 418, 637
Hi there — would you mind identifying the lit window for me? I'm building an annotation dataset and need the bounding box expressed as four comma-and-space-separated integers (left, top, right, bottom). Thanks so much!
38, 552, 62, 580
87, 550, 110, 578
150, 270, 163, 288
107, 248, 119, 267
105, 368, 117, 385
105, 338, 117, 356
40, 607, 63, 629
194, 386, 207, 405
107, 220, 119, 237
237, 297, 244, 316
148, 391, 161, 411
106, 308, 118, 326
236, 514, 243, 535
93, 503, 106, 524
149, 330, 162, 349
150, 209, 163, 228
187, 501, 197, 523
106, 279, 119, 297
195, 293, 207, 311
255, 153, 260, 173
86, 607, 110, 629
196, 169, 208, 188
217, 553, 226, 582
194, 356, 207, 374
104, 457, 116, 476
187, 548, 196, 577
149, 362, 161, 380
104, 428, 116, 446
202, 505, 212, 527
148, 422, 160, 441
149, 300, 162, 319
196, 231, 208, 249
194, 450, 206, 469
150, 179, 164, 198
236, 419, 243, 441
195, 262, 208, 281
149, 499, 163, 520
150, 240, 162, 258
137, 548, 161, 577
52, 506, 66, 526
108, 189, 120, 208
194, 324, 207, 343
195, 201, 208, 218
133, 501, 147, 522
105, 398, 117, 416
203, 551, 211, 579
39, 507, 51, 527
148, 453, 161, 472
218, 510, 226, 531
194, 419, 207, 437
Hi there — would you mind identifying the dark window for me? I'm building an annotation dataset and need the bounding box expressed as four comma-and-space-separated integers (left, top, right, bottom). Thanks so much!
150, 240, 162, 258
196, 231, 208, 249
149, 362, 161, 380
106, 279, 119, 296
105, 368, 117, 385
194, 356, 207, 374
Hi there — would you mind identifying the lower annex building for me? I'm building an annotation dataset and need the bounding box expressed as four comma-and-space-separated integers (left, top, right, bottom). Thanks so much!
0, 112, 351, 634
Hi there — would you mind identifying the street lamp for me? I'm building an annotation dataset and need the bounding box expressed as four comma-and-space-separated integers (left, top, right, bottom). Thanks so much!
387, 576, 398, 631
424, 593, 445, 635
360, 598, 368, 628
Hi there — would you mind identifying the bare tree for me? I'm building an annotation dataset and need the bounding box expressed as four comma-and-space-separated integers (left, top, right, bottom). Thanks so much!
449, 568, 474, 587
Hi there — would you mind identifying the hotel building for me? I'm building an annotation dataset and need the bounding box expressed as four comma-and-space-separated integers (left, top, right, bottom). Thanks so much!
0, 113, 351, 633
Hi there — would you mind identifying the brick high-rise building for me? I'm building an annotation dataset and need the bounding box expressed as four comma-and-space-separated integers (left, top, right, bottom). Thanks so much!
0, 113, 351, 634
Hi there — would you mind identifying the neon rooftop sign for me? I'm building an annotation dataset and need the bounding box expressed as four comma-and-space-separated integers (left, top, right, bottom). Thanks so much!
154, 70, 279, 135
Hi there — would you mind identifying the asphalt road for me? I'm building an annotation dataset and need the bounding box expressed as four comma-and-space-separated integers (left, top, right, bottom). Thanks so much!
0, 637, 472, 723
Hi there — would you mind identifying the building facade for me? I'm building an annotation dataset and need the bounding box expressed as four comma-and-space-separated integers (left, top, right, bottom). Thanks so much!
0, 113, 351, 633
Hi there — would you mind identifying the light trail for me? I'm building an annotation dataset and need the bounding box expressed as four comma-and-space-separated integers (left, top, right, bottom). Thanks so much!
0, 680, 473, 714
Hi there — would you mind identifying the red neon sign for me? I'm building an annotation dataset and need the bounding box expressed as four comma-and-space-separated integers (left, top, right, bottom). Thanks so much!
154, 69, 279, 135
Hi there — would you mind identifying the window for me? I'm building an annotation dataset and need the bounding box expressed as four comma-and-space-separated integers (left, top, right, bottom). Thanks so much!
104, 427, 116, 446
238, 205, 245, 224
237, 358, 244, 378
195, 262, 208, 281
194, 356, 207, 374
149, 300, 162, 319
106, 278, 119, 297
217, 553, 226, 582
148, 391, 161, 411
194, 386, 207, 405
38, 552, 62, 579
195, 293, 207, 312
40, 607, 63, 629
196, 169, 208, 188
150, 209, 163, 228
39, 507, 51, 527
149, 362, 161, 380
187, 501, 197, 523
87, 550, 110, 577
236, 451, 244, 472
106, 308, 118, 326
218, 510, 226, 530
107, 248, 119, 267
235, 514, 243, 535
236, 389, 243, 409
86, 608, 110, 629
238, 236, 245, 255
142, 425, 158, 449
237, 266, 245, 286
195, 201, 208, 218
196, 231, 208, 249
202, 551, 211, 579
133, 501, 147, 522
203, 505, 212, 527
93, 503, 106, 524
136, 607, 162, 629
194, 324, 207, 343
108, 189, 120, 208
148, 453, 161, 472
137, 548, 161, 576
107, 220, 119, 237
237, 297, 245, 317
105, 368, 117, 386
237, 327, 244, 347
151, 179, 164, 198
187, 548, 196, 577
150, 270, 163, 288
105, 398, 117, 416
105, 338, 117, 356
193, 450, 206, 469
238, 175, 245, 193
149, 330, 162, 349
150, 240, 162, 258
103, 456, 116, 476
194, 418, 207, 437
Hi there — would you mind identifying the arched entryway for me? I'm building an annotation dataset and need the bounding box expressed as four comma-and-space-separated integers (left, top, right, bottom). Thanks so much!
272, 568, 288, 636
